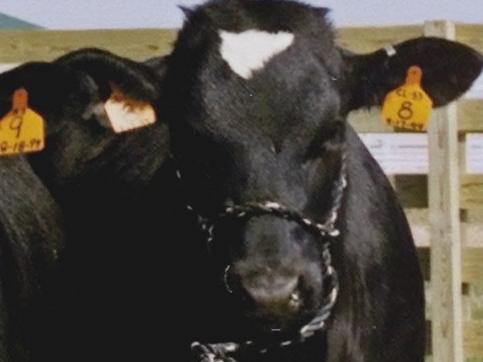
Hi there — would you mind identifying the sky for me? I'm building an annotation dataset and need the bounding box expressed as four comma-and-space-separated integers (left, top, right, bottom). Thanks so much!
0, 0, 482, 30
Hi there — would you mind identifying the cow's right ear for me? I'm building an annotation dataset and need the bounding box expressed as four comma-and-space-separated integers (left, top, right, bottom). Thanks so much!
0, 61, 99, 125
55, 48, 164, 133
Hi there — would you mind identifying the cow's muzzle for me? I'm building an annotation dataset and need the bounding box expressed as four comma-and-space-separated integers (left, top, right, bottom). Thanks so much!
226, 265, 304, 323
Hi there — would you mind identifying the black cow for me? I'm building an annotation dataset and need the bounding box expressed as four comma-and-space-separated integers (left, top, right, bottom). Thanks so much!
28, 51, 179, 361
0, 0, 481, 361
0, 52, 190, 361
158, 1, 483, 361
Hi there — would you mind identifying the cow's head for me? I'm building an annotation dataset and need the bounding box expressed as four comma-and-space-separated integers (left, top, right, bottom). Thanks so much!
163, 0, 482, 334
0, 49, 167, 193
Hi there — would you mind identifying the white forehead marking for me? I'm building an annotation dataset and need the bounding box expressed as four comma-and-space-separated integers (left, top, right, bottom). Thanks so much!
219, 29, 294, 79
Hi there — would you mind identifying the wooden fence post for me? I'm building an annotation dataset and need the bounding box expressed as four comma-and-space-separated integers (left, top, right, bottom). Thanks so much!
424, 21, 464, 362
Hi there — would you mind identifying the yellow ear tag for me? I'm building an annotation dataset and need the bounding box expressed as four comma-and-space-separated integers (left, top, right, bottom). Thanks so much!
381, 66, 433, 131
0, 88, 45, 156
104, 89, 156, 133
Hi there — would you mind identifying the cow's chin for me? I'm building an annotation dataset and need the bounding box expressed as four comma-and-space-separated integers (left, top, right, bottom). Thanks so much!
239, 291, 322, 338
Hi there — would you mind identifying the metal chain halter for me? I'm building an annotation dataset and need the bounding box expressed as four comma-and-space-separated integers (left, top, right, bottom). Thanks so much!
173, 152, 348, 362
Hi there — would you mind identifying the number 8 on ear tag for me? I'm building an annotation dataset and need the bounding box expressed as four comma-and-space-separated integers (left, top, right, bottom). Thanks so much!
382, 66, 433, 131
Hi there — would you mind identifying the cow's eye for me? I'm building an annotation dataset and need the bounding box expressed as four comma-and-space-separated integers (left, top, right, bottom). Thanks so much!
303, 120, 344, 161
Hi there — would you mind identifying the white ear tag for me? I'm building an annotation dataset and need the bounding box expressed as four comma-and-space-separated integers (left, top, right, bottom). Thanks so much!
219, 29, 294, 79
104, 90, 156, 133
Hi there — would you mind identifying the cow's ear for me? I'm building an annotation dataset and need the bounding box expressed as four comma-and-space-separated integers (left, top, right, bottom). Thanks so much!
343, 37, 483, 111
0, 62, 98, 123
55, 48, 164, 131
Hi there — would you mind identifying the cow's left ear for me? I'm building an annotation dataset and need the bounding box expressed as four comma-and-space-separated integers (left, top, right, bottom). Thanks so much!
343, 37, 483, 111
55, 48, 164, 132
55, 48, 161, 104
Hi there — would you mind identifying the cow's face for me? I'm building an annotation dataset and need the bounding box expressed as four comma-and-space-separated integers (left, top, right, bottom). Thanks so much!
164, 0, 483, 335
166, 0, 346, 333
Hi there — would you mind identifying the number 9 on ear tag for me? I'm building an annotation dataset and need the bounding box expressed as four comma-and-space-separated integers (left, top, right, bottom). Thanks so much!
382, 66, 433, 131
0, 88, 45, 156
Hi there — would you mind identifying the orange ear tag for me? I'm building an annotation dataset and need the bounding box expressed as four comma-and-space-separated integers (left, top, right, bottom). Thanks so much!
381, 66, 433, 131
0, 88, 45, 156
104, 89, 156, 133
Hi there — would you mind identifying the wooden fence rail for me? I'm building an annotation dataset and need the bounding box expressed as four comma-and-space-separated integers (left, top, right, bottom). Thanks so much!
0, 23, 482, 360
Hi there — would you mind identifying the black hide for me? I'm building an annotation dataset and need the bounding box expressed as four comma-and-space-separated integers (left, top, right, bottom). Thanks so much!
0, 157, 64, 362
160, 1, 483, 361
0, 52, 188, 361
28, 52, 183, 361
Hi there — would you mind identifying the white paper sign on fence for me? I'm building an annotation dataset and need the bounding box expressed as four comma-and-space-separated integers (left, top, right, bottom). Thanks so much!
359, 133, 428, 175
466, 133, 483, 174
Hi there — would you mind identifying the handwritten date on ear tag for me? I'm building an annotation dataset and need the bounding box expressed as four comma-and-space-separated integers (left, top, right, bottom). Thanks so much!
382, 66, 433, 131
104, 89, 156, 133
0, 88, 45, 156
